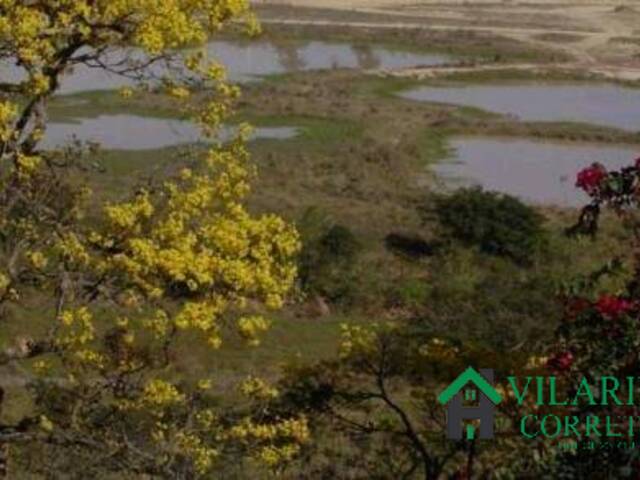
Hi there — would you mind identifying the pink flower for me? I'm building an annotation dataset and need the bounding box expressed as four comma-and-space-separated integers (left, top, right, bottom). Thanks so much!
576, 163, 607, 193
595, 295, 633, 318
547, 351, 574, 372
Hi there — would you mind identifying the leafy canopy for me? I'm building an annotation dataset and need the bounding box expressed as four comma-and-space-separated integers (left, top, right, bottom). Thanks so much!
0, 0, 307, 477
435, 187, 546, 264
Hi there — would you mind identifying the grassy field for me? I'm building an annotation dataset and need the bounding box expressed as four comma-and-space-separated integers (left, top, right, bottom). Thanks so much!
12, 36, 632, 411
46, 71, 639, 303
6, 4, 640, 477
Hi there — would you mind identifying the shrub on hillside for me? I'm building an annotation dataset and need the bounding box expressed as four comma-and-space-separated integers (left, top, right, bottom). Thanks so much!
298, 209, 363, 305
434, 187, 546, 264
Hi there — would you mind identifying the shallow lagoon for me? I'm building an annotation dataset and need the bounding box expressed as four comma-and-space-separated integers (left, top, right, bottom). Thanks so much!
43, 115, 298, 150
1, 41, 452, 94
434, 137, 639, 207
206, 40, 451, 81
400, 84, 640, 131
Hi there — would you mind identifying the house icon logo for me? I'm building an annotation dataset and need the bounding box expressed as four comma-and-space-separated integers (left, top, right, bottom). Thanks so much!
438, 367, 502, 440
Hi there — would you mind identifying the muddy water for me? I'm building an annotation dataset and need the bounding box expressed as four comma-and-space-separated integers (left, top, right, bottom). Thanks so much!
43, 115, 297, 150
1, 41, 452, 94
434, 137, 639, 207
400, 84, 640, 131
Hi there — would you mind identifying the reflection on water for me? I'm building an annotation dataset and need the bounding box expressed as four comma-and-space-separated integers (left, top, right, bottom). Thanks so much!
435, 137, 639, 207
1, 41, 452, 94
208, 40, 450, 80
206, 41, 451, 81
353, 45, 379, 70
400, 84, 640, 131
43, 115, 298, 150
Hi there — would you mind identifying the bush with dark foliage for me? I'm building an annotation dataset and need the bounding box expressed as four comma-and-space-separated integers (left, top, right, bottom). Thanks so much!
299, 222, 363, 305
435, 187, 546, 264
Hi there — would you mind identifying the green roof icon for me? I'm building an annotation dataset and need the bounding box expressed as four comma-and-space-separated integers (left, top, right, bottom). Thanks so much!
438, 367, 502, 405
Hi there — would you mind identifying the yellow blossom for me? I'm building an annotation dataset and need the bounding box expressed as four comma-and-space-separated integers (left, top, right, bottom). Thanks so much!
239, 376, 278, 400
0, 273, 9, 293
237, 315, 270, 346
39, 415, 54, 433
198, 379, 213, 391
168, 86, 191, 99
141, 379, 185, 408
119, 87, 134, 98
16, 153, 41, 175
27, 250, 48, 270
0, 100, 17, 142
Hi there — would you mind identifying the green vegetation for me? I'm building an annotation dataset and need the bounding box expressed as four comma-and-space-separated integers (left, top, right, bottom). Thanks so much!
5, 4, 640, 476
298, 211, 363, 306
43, 68, 639, 354
434, 187, 546, 264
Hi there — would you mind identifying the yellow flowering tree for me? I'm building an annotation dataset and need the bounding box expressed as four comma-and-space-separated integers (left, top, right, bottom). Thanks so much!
0, 1, 305, 477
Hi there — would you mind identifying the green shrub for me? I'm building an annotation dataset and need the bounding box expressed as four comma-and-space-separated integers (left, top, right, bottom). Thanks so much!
317, 225, 361, 262
297, 209, 363, 305
434, 187, 546, 264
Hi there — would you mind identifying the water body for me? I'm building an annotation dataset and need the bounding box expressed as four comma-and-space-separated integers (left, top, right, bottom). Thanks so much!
399, 84, 640, 131
1, 41, 452, 94
43, 115, 297, 150
206, 40, 451, 82
434, 137, 639, 207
